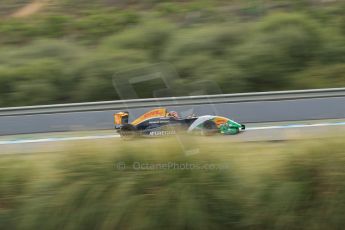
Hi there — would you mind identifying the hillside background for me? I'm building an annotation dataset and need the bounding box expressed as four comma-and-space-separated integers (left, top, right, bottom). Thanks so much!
0, 0, 344, 106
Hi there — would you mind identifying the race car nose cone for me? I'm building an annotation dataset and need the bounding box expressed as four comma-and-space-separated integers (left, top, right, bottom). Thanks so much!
241, 124, 246, 130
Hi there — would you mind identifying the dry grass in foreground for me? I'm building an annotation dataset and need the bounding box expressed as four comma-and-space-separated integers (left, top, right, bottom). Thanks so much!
1, 136, 345, 229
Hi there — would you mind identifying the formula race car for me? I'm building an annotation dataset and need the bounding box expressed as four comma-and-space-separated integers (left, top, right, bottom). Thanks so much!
114, 108, 245, 138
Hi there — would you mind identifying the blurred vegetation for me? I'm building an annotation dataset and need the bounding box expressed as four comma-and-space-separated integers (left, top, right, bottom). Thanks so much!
0, 0, 345, 106
1, 137, 345, 229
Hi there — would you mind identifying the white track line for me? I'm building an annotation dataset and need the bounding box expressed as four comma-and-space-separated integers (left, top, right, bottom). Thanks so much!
0, 122, 345, 145
246, 122, 345, 130
0, 134, 120, 145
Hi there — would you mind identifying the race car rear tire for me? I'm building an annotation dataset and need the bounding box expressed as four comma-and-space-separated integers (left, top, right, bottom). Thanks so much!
119, 124, 137, 139
202, 120, 218, 136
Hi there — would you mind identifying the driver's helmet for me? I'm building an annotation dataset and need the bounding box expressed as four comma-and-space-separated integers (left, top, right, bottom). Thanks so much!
167, 111, 179, 119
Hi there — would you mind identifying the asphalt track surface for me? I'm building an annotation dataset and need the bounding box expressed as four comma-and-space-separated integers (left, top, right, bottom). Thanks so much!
1, 95, 345, 136
1, 119, 345, 154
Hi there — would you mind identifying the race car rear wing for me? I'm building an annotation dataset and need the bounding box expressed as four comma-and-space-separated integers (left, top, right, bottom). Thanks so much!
114, 112, 129, 129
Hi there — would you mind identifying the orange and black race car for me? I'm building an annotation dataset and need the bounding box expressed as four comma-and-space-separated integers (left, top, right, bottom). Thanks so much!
114, 108, 245, 138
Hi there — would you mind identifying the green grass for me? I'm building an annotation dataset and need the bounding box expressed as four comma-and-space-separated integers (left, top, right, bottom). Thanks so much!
0, 1, 345, 106
1, 136, 345, 229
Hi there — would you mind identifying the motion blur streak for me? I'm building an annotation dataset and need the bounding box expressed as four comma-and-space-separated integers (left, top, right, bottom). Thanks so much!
1, 1, 345, 229
1, 136, 345, 229
1, 121, 345, 146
